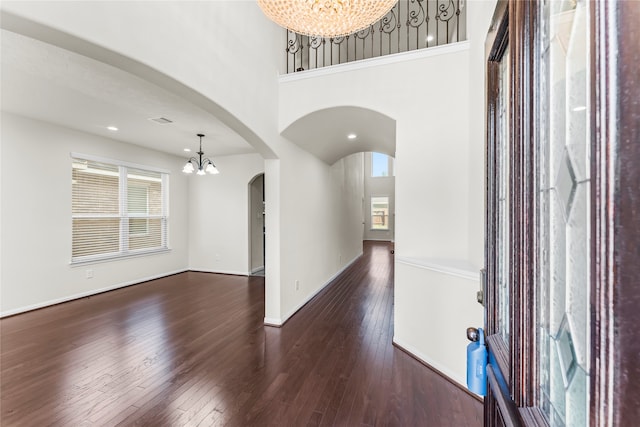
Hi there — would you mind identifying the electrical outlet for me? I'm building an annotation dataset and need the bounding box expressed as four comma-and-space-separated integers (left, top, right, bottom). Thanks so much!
215, 254, 221, 262
85, 269, 93, 279
295, 280, 300, 291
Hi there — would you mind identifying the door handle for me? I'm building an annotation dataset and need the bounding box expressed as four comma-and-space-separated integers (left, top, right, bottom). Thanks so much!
477, 269, 486, 306
467, 327, 479, 342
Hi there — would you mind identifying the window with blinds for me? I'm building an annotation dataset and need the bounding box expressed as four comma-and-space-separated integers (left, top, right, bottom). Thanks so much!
71, 157, 169, 263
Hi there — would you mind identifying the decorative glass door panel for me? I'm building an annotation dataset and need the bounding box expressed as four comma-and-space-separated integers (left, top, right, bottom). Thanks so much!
497, 45, 510, 345
538, 0, 590, 425
485, 0, 639, 425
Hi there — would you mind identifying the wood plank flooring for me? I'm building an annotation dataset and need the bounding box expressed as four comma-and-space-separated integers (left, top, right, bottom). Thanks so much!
0, 241, 482, 426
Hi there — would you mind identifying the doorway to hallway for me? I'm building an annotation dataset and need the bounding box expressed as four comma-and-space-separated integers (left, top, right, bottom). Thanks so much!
249, 173, 265, 276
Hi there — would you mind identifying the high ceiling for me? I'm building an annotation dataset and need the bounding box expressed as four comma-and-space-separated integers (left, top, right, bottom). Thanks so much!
0, 30, 256, 158
282, 106, 396, 165
2, 27, 397, 166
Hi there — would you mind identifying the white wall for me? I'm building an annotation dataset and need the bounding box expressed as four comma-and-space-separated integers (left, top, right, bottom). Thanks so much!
331, 153, 365, 267
0, 112, 189, 315
268, 144, 365, 325
277, 1, 497, 386
364, 152, 395, 241
188, 153, 264, 275
278, 45, 472, 261
393, 260, 484, 386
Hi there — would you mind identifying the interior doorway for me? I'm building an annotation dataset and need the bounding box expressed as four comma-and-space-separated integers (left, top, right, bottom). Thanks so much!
364, 152, 395, 242
248, 174, 265, 276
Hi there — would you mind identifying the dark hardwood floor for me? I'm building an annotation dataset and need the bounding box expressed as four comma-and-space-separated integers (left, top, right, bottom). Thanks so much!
0, 241, 482, 426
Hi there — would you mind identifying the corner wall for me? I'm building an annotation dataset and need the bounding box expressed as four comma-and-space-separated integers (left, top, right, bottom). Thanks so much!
0, 113, 189, 315
332, 153, 366, 267
187, 153, 264, 275
267, 145, 365, 325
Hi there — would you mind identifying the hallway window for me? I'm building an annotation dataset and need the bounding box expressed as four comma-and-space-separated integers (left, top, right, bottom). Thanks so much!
371, 196, 389, 230
71, 156, 169, 263
371, 152, 392, 177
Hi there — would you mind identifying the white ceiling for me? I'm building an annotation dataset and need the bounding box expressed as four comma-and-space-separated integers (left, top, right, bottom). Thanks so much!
1, 29, 397, 165
0, 29, 256, 158
282, 106, 396, 165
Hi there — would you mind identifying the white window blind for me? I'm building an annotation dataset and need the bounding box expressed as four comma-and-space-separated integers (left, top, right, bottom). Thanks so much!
71, 157, 169, 263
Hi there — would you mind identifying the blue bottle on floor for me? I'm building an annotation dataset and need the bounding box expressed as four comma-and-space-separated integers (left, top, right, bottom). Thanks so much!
466, 327, 487, 396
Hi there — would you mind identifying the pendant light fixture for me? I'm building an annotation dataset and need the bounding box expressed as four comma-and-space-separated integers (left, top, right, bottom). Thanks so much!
257, 0, 398, 38
183, 133, 219, 175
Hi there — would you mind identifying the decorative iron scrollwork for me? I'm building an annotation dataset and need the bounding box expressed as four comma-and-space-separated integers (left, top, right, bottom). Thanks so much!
332, 36, 346, 45
380, 7, 398, 35
285, 0, 465, 73
286, 31, 302, 55
407, 0, 426, 29
355, 26, 373, 40
309, 36, 323, 50
437, 0, 457, 22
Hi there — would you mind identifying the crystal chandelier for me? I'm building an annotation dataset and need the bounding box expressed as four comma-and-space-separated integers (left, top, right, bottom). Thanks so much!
257, 0, 398, 38
183, 134, 219, 175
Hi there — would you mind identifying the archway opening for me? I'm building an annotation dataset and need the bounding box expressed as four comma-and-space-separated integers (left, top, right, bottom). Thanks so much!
248, 173, 265, 276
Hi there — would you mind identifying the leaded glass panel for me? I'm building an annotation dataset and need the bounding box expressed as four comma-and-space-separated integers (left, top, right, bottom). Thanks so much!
538, 1, 590, 425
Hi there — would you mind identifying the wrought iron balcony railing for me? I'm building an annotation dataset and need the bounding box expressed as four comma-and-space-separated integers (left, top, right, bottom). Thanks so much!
285, 0, 467, 74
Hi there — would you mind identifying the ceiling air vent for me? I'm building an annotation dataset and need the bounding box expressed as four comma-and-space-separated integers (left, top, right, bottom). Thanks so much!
148, 117, 173, 124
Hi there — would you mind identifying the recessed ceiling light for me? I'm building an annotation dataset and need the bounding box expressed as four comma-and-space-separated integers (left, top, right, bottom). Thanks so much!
184, 148, 191, 152
572, 105, 587, 112
347, 133, 357, 140
107, 126, 118, 131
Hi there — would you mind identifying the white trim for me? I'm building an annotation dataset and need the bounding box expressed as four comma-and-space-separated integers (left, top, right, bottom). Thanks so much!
267, 252, 363, 327
395, 256, 478, 281
70, 248, 171, 266
162, 174, 170, 248
263, 317, 283, 327
189, 268, 249, 277
71, 152, 171, 174
393, 336, 468, 390
0, 269, 188, 318
251, 266, 265, 274
279, 41, 470, 83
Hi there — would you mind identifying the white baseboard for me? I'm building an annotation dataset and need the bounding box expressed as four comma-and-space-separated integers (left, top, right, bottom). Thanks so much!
265, 252, 363, 327
251, 266, 265, 274
263, 317, 283, 327
0, 269, 188, 318
392, 336, 466, 388
189, 268, 249, 276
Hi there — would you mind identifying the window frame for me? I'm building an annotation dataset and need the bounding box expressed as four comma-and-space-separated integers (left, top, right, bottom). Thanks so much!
371, 152, 393, 178
127, 182, 151, 237
70, 153, 170, 265
370, 195, 390, 231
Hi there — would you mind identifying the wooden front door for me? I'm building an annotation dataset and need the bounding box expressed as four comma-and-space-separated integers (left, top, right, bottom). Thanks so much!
483, 1, 639, 425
